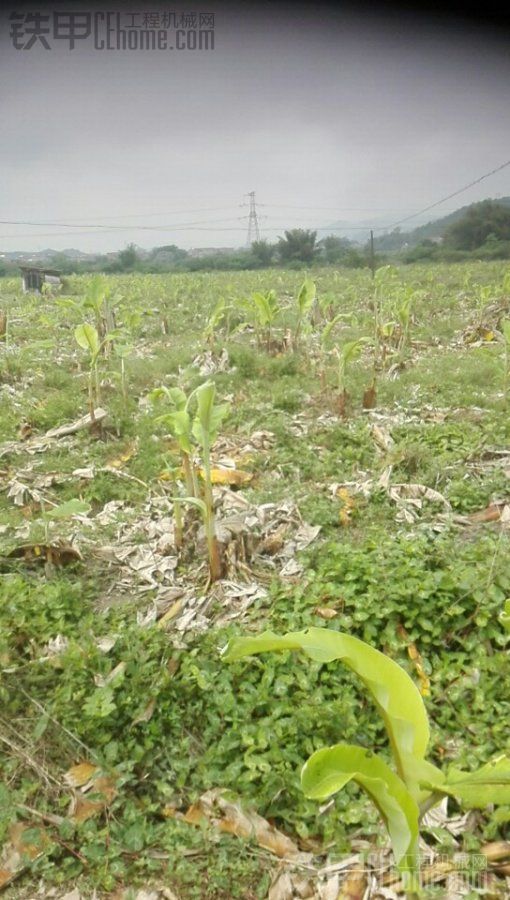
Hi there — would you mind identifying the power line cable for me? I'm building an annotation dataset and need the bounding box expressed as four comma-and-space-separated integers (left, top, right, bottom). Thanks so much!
261, 204, 420, 212
0, 225, 251, 240
3, 162, 510, 244
0, 216, 245, 231
40, 205, 243, 222
381, 158, 510, 232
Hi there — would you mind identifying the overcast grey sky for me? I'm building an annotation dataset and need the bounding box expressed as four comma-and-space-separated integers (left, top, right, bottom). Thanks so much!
1, 2, 510, 252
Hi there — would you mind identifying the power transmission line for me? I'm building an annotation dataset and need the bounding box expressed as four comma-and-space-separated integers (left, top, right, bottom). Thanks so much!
261, 204, 420, 212
0, 215, 244, 231
42, 205, 243, 222
3, 161, 510, 244
382, 158, 510, 231
0, 224, 373, 240
0, 226, 250, 239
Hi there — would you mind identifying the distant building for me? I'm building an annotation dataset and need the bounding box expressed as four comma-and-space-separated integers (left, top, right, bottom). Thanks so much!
20, 266, 62, 294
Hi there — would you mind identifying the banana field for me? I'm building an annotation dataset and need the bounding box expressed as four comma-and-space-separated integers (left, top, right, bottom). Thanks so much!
1, 262, 510, 899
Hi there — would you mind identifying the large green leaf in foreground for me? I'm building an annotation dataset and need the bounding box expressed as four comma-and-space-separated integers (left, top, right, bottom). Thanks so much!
425, 755, 510, 808
301, 744, 419, 875
222, 628, 429, 784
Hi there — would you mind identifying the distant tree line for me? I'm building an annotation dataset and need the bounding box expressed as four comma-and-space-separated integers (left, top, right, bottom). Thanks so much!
401, 201, 510, 263
4, 201, 508, 279
108, 231, 378, 272
1, 230, 381, 278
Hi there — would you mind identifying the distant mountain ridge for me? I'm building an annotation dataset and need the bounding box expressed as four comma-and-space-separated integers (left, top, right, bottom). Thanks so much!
373, 197, 510, 251
320, 197, 510, 249
2, 197, 510, 263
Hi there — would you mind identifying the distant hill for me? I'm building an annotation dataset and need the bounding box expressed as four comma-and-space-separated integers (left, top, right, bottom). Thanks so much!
316, 198, 510, 251
373, 197, 510, 251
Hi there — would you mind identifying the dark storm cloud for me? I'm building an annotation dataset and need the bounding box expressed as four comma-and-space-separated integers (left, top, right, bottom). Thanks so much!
1, 2, 510, 251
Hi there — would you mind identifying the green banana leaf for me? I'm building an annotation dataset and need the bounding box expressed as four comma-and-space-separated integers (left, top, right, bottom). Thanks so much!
424, 755, 510, 808
302, 743, 419, 878
297, 278, 316, 315
222, 627, 429, 784
75, 323, 100, 358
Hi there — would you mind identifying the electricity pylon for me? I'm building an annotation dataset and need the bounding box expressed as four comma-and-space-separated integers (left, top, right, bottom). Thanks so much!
245, 191, 260, 246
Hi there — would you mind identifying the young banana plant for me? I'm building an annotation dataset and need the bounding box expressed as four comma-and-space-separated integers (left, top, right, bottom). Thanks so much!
204, 297, 231, 345
476, 284, 494, 329
152, 381, 229, 582
379, 321, 396, 367
317, 291, 337, 323
336, 337, 369, 416
500, 319, 510, 401
294, 278, 316, 348
113, 340, 133, 406
396, 290, 414, 352
396, 287, 423, 354
248, 289, 280, 351
84, 275, 116, 355
151, 386, 199, 498
223, 626, 510, 898
74, 323, 102, 419
373, 265, 399, 370
191, 381, 229, 582
318, 314, 348, 390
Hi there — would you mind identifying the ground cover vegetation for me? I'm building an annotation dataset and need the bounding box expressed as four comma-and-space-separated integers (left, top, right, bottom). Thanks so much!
1, 262, 510, 898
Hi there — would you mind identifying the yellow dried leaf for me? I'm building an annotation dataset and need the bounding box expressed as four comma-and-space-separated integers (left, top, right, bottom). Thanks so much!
70, 796, 104, 824
466, 503, 506, 524
314, 607, 338, 620
338, 865, 368, 899
0, 869, 13, 890
493, 863, 510, 876
482, 841, 510, 862
406, 642, 430, 697
69, 775, 117, 823
0, 824, 52, 889
159, 465, 253, 487
10, 823, 50, 859
64, 761, 100, 788
157, 598, 184, 628
90, 774, 117, 803
362, 383, 377, 410
180, 790, 308, 861
8, 543, 82, 566
337, 487, 356, 526
232, 451, 255, 466
204, 468, 253, 487
158, 469, 175, 482
106, 441, 138, 469
183, 804, 205, 826
260, 525, 288, 556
